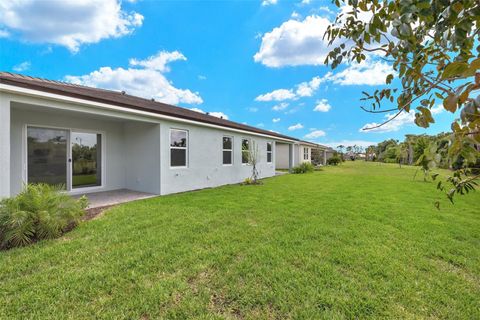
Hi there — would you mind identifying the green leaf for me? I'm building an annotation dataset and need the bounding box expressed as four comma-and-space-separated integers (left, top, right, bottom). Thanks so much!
443, 94, 458, 113
462, 58, 480, 77
386, 74, 394, 84
442, 62, 469, 79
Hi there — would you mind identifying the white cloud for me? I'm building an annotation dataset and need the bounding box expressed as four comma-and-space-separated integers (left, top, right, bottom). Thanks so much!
12, 61, 31, 72
291, 11, 301, 19
313, 98, 331, 112
359, 105, 443, 133
129, 51, 185, 72
262, 0, 278, 6
272, 102, 289, 111
288, 123, 304, 131
198, 75, 207, 80
272, 118, 281, 123
0, 0, 143, 53
256, 75, 325, 102
257, 123, 265, 127
248, 107, 259, 112
0, 29, 9, 38
255, 89, 295, 101
65, 50, 203, 105
254, 6, 386, 70
328, 60, 395, 86
317, 6, 334, 14
304, 130, 326, 139
209, 111, 229, 119
431, 105, 444, 115
254, 15, 334, 67
189, 108, 229, 119
256, 59, 394, 105
301, 0, 310, 4
296, 76, 322, 97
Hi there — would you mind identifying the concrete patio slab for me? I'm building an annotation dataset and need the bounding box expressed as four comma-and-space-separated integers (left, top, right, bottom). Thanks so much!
75, 189, 157, 209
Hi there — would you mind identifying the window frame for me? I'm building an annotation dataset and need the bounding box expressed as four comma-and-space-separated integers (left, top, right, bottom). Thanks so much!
169, 128, 189, 169
303, 147, 309, 160
266, 141, 273, 163
241, 138, 250, 165
222, 136, 234, 166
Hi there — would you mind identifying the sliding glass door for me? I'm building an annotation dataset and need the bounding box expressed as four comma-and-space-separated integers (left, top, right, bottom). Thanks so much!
26, 126, 103, 190
71, 132, 102, 189
27, 127, 68, 187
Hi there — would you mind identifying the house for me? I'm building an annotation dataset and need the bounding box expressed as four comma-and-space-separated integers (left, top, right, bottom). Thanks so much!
0, 72, 313, 198
276, 140, 329, 169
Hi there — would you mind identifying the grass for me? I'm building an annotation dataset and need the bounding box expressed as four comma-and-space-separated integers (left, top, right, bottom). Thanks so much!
1, 162, 479, 319
72, 174, 98, 187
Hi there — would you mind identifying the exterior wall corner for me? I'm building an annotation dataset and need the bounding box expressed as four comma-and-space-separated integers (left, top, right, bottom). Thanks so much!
0, 95, 11, 197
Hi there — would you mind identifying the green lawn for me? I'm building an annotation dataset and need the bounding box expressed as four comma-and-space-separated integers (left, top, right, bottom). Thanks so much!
1, 162, 479, 319
72, 174, 98, 187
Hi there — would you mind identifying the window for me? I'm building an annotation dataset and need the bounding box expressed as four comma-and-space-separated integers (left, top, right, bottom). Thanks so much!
223, 136, 233, 165
304, 147, 309, 160
267, 142, 273, 163
241, 138, 250, 164
170, 129, 188, 167
71, 131, 102, 188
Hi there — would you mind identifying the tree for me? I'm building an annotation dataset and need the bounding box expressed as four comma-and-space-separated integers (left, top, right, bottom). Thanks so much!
375, 139, 398, 161
345, 145, 355, 160
396, 143, 409, 167
337, 144, 346, 161
365, 145, 376, 161
325, 0, 480, 201
245, 140, 260, 184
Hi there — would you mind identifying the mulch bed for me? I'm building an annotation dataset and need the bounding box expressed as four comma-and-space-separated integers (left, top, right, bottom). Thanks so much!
82, 205, 115, 221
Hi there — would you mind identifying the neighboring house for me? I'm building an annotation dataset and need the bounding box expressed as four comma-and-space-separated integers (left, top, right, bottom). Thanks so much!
0, 72, 304, 198
276, 140, 329, 169
323, 147, 336, 162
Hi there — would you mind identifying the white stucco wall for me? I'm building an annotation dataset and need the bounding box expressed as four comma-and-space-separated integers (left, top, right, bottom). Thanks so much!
298, 145, 311, 164
0, 96, 10, 198
2, 90, 291, 197
10, 105, 128, 195
275, 143, 290, 169
276, 143, 313, 169
124, 122, 161, 194
159, 120, 276, 195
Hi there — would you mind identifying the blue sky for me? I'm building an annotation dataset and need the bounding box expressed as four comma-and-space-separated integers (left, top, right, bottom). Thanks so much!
0, 0, 454, 148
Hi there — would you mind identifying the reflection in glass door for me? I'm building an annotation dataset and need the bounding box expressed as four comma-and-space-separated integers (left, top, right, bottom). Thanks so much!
71, 132, 102, 189
27, 127, 68, 187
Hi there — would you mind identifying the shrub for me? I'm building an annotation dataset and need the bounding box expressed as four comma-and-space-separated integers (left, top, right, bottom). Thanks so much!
243, 177, 262, 185
0, 184, 88, 250
327, 156, 341, 166
292, 162, 315, 174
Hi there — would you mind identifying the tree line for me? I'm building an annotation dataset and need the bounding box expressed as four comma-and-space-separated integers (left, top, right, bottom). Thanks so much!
337, 132, 479, 172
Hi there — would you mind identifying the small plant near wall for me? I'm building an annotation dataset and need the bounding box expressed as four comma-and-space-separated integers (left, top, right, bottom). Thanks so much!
327, 156, 341, 166
0, 184, 88, 250
291, 162, 315, 174
243, 140, 263, 185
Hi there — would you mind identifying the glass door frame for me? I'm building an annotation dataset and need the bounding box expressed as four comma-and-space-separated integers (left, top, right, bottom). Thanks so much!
24, 124, 106, 193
